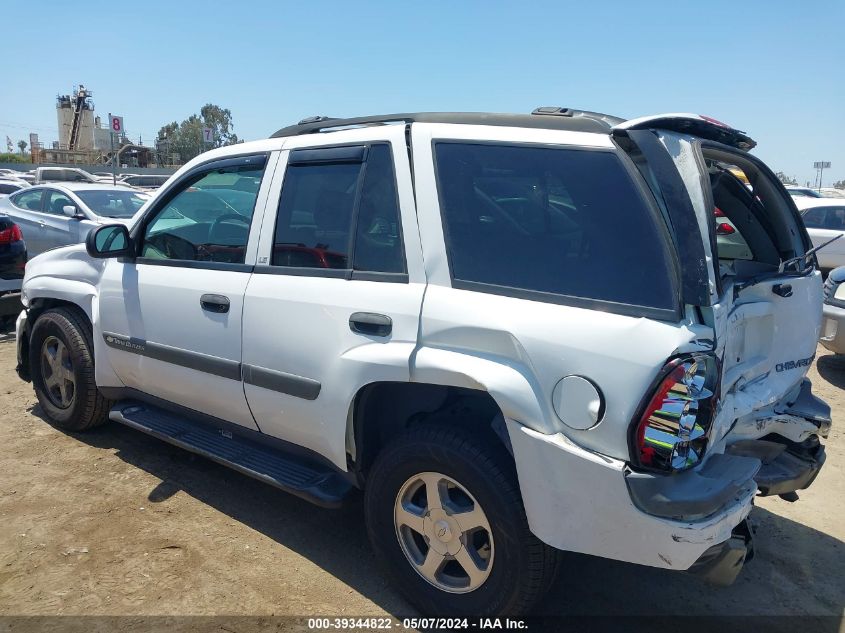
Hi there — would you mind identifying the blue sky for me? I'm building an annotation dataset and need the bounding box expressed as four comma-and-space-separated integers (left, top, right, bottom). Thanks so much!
3, 0, 843, 185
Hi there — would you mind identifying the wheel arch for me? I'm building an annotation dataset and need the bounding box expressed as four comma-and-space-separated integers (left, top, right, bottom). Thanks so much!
349, 380, 514, 485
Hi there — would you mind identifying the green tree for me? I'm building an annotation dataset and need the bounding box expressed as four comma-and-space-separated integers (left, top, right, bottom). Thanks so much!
0, 153, 28, 163
775, 171, 798, 185
155, 104, 239, 164
17, 140, 27, 155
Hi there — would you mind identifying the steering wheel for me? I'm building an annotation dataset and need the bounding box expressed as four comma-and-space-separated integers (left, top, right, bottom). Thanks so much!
144, 232, 197, 260
209, 213, 250, 242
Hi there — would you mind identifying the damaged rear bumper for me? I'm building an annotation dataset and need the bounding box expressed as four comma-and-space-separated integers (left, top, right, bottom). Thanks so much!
506, 420, 758, 574
725, 379, 830, 498
688, 518, 755, 586
727, 436, 826, 497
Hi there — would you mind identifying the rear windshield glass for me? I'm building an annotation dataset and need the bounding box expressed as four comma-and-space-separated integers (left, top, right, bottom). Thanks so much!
76, 190, 148, 218
434, 142, 676, 312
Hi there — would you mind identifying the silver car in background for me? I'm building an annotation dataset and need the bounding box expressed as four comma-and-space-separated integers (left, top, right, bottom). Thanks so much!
821, 267, 845, 354
795, 197, 845, 272
0, 183, 148, 257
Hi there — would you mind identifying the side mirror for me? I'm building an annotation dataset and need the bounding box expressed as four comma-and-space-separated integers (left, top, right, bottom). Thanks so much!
86, 224, 132, 259
62, 205, 79, 218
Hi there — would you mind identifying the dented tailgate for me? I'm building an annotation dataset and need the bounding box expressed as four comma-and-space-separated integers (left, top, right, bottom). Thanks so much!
650, 130, 830, 497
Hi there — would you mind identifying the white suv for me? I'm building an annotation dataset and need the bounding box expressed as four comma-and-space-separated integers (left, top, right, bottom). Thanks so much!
14, 109, 831, 615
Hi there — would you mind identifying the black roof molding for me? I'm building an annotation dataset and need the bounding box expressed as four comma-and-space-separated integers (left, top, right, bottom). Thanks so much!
270, 108, 626, 138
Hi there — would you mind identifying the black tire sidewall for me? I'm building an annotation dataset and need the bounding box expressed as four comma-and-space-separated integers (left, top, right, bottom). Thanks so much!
365, 428, 536, 616
29, 311, 96, 430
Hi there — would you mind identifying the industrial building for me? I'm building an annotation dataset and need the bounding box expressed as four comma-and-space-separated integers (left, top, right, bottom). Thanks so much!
32, 84, 159, 168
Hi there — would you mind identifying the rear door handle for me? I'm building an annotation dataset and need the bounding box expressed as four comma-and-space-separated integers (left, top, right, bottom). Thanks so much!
200, 294, 230, 313
349, 312, 392, 337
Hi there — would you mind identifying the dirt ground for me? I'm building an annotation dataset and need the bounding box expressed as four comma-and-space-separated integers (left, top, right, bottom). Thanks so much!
0, 322, 843, 626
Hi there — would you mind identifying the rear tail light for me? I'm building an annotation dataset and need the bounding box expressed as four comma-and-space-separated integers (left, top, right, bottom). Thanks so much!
714, 206, 726, 217
716, 222, 735, 235
632, 354, 719, 472
0, 223, 23, 244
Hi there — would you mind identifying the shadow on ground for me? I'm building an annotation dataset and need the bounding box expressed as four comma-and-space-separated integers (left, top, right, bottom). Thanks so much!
817, 353, 845, 389
26, 401, 844, 626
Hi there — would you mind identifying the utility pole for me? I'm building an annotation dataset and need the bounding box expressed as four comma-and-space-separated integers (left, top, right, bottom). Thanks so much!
109, 112, 116, 186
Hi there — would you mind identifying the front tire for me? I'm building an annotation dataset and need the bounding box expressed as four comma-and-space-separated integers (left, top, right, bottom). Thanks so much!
364, 425, 559, 616
29, 307, 112, 431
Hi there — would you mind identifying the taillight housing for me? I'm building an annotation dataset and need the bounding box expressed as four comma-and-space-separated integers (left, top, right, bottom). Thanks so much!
715, 222, 735, 235
0, 222, 23, 244
631, 354, 720, 472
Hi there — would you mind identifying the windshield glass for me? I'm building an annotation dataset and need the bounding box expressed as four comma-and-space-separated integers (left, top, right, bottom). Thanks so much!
76, 189, 149, 218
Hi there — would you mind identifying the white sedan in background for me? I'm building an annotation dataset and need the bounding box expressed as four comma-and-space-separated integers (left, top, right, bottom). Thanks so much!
795, 197, 845, 271
0, 182, 149, 257
0, 178, 29, 198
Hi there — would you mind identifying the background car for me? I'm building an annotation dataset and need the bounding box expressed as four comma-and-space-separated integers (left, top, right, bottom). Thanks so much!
0, 183, 148, 257
33, 166, 114, 185
785, 185, 824, 198
119, 174, 171, 191
0, 168, 27, 179
819, 188, 845, 199
795, 197, 845, 271
0, 213, 26, 295
0, 179, 29, 198
821, 266, 845, 354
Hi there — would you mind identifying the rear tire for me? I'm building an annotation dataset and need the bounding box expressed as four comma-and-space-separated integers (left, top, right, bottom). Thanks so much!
29, 307, 113, 431
364, 425, 559, 616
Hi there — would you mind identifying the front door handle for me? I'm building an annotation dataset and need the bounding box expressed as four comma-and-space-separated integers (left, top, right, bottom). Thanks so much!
349, 312, 392, 337
200, 294, 230, 313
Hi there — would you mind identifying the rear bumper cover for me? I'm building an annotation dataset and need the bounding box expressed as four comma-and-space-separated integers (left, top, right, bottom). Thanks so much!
725, 378, 830, 496
728, 437, 826, 497
625, 452, 760, 520
506, 420, 757, 573
688, 518, 755, 586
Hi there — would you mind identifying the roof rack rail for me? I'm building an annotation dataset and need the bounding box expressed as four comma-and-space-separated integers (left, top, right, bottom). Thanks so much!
270, 109, 626, 139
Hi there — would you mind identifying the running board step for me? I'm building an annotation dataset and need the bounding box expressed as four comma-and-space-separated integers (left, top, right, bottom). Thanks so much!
109, 401, 352, 508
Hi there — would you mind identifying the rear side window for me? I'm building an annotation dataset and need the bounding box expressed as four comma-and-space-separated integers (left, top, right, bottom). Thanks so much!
433, 142, 676, 313
0, 183, 22, 194
803, 207, 845, 230
271, 143, 405, 275
12, 189, 43, 211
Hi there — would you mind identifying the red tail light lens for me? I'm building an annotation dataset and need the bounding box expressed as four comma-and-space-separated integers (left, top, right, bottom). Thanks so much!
714, 206, 726, 217
0, 223, 23, 244
632, 354, 719, 472
716, 222, 735, 235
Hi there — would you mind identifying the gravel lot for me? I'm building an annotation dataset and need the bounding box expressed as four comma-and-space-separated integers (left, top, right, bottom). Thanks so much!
0, 322, 843, 626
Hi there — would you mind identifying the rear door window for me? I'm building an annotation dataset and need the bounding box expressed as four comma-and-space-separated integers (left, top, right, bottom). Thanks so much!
271, 143, 406, 275
433, 142, 676, 314
44, 190, 76, 216
801, 208, 826, 229
805, 207, 845, 230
